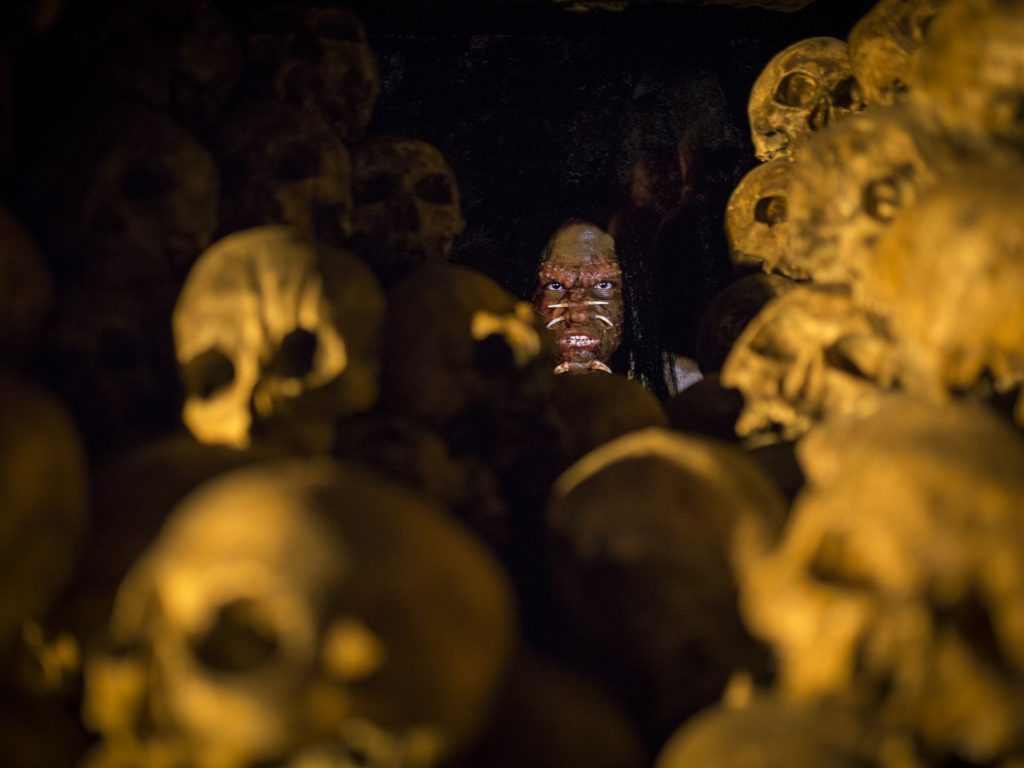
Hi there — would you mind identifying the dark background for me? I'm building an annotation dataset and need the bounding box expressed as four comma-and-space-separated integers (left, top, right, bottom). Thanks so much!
345, 1, 876, 299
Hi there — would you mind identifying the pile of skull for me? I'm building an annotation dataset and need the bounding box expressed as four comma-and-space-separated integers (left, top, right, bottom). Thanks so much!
658, 0, 1024, 765
2, 0, 1024, 766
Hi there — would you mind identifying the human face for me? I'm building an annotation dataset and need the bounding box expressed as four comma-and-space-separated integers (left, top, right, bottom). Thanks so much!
534, 223, 624, 374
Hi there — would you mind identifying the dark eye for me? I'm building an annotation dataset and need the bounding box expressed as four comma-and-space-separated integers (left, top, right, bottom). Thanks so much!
192, 598, 281, 674
754, 195, 787, 226
269, 328, 318, 379
414, 173, 454, 205
122, 165, 172, 200
547, 281, 564, 291
181, 348, 235, 399
774, 71, 819, 108
863, 176, 904, 222
596, 281, 613, 290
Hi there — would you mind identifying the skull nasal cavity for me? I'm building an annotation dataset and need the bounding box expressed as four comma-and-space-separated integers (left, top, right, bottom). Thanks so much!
354, 173, 396, 204
474, 334, 516, 376
182, 348, 235, 399
122, 166, 171, 199
754, 195, 787, 226
192, 598, 281, 673
774, 71, 818, 108
270, 328, 318, 378
415, 173, 454, 204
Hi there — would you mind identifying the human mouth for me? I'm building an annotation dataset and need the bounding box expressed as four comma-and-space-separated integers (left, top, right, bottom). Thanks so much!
559, 334, 599, 349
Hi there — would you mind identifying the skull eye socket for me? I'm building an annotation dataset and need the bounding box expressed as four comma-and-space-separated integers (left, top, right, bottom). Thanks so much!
276, 146, 322, 182
808, 530, 875, 590
354, 173, 397, 204
181, 347, 236, 399
774, 71, 819, 108
122, 165, 172, 200
313, 13, 363, 43
831, 76, 864, 111
987, 90, 1024, 136
754, 195, 787, 226
270, 328, 319, 379
863, 176, 905, 222
191, 598, 281, 674
414, 173, 454, 205
749, 326, 798, 362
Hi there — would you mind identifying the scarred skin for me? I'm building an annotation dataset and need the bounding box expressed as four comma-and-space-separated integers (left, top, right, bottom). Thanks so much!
534, 221, 624, 374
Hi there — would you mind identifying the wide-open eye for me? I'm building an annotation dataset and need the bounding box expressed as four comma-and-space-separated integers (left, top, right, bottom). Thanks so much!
596, 280, 613, 290
547, 281, 564, 291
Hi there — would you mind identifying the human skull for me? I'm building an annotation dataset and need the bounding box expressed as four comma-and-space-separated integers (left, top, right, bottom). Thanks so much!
547, 373, 667, 461
97, 0, 242, 128
351, 136, 466, 285
738, 397, 1024, 764
720, 285, 895, 444
0, 204, 52, 357
457, 650, 647, 768
748, 37, 866, 162
655, 697, 878, 768
82, 458, 515, 768
909, 0, 1024, 160
695, 273, 797, 375
218, 100, 353, 248
52, 276, 181, 452
858, 168, 1024, 424
546, 428, 788, 738
849, 0, 949, 107
0, 372, 88, 648
32, 104, 219, 288
381, 264, 553, 433
786, 104, 948, 287
725, 158, 801, 277
173, 225, 384, 452
245, 4, 379, 142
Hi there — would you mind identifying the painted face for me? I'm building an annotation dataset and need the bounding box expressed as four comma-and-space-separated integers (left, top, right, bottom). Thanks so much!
534, 222, 624, 374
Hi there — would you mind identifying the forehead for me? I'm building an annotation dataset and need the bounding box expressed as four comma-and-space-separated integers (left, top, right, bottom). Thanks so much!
542, 224, 619, 270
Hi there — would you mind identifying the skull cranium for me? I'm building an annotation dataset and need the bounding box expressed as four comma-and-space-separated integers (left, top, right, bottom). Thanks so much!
245, 4, 379, 142
82, 458, 515, 767
848, 0, 949, 107
738, 397, 1024, 764
786, 104, 948, 287
857, 167, 1024, 425
725, 158, 799, 278
350, 136, 466, 285
173, 225, 384, 452
720, 285, 895, 444
748, 37, 866, 162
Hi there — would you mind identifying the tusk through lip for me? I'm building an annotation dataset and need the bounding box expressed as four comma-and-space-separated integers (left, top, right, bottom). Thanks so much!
596, 315, 613, 327
547, 303, 570, 309
585, 300, 609, 305
546, 316, 565, 329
